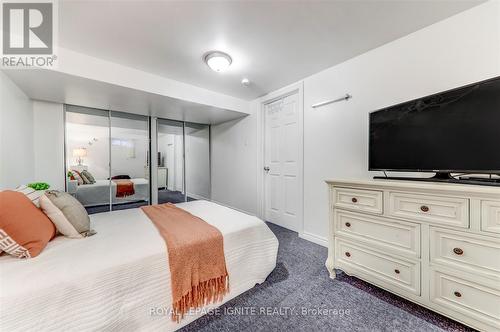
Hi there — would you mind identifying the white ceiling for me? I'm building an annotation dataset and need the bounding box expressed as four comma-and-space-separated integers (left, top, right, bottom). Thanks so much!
59, 0, 484, 100
5, 69, 248, 124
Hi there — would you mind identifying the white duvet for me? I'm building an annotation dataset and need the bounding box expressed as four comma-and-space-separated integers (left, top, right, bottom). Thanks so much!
76, 178, 150, 207
0, 200, 279, 331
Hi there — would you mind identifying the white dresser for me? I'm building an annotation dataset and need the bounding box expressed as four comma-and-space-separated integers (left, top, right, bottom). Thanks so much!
144, 166, 168, 189
326, 179, 500, 332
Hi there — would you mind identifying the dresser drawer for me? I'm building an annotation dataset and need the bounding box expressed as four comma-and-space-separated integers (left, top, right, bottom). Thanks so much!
333, 187, 383, 214
334, 210, 420, 258
335, 240, 420, 295
481, 200, 500, 234
388, 192, 469, 228
430, 227, 500, 278
431, 270, 500, 330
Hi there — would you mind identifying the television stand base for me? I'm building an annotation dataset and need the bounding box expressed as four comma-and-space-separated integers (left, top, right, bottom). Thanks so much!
373, 172, 500, 187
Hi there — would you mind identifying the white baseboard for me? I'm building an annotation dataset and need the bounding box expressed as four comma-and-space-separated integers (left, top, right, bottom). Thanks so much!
200, 199, 327, 249
209, 199, 257, 217
299, 231, 328, 247
266, 220, 300, 233
187, 192, 210, 201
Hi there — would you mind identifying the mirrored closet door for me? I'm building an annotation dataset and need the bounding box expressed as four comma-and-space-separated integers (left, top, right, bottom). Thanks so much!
65, 106, 111, 214
65, 107, 209, 211
185, 122, 210, 201
65, 106, 151, 214
157, 119, 185, 204
110, 111, 150, 211
156, 119, 211, 204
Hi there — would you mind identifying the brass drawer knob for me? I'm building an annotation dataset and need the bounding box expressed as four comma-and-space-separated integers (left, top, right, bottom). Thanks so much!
351, 197, 358, 203
420, 205, 430, 212
394, 269, 400, 274
345, 252, 351, 257
345, 222, 351, 227
453, 248, 464, 255
454, 291, 462, 298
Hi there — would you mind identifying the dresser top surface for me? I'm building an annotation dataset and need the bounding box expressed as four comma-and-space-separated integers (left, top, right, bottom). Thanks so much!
326, 178, 500, 195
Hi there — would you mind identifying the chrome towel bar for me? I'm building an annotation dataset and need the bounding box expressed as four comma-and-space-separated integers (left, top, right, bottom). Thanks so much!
312, 94, 352, 109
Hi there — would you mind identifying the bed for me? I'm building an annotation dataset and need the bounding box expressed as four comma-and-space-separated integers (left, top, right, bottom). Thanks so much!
0, 200, 279, 331
75, 178, 150, 207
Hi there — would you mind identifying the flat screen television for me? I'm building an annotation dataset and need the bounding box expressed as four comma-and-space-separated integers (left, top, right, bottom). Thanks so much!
369, 76, 500, 183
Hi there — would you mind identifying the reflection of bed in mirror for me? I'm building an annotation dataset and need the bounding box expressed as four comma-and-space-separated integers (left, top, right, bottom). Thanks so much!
75, 178, 149, 207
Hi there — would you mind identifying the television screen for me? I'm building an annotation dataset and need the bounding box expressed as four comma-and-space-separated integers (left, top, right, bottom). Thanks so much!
369, 76, 500, 173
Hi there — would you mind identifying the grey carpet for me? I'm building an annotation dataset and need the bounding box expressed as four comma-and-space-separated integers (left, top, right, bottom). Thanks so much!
85, 190, 195, 214
180, 223, 473, 332
158, 190, 196, 204
85, 201, 149, 214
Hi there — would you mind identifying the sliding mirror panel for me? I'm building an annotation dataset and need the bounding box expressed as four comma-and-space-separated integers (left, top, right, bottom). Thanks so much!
157, 119, 185, 204
65, 106, 111, 214
110, 111, 150, 211
185, 122, 210, 201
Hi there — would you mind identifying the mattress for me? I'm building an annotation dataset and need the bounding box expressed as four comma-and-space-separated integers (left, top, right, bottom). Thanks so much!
75, 178, 150, 207
0, 200, 278, 331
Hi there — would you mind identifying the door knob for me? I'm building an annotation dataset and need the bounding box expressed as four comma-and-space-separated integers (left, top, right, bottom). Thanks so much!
264, 166, 270, 172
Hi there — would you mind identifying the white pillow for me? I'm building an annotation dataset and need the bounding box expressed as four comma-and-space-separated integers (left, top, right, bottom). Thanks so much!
14, 185, 45, 207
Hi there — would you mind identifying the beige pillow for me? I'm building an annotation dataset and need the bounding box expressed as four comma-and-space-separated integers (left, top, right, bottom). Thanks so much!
79, 171, 92, 184
39, 191, 95, 239
81, 170, 96, 184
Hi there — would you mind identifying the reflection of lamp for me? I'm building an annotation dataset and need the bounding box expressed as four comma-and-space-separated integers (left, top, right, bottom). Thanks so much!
73, 148, 87, 166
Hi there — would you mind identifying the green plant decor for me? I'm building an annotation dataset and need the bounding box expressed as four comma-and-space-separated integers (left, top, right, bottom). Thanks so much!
27, 182, 50, 191
67, 171, 74, 178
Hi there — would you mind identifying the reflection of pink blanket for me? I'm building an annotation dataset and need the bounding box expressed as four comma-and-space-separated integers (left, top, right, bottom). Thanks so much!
112, 179, 135, 197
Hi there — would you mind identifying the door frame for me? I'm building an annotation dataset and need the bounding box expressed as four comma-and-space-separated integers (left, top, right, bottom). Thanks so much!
257, 81, 304, 234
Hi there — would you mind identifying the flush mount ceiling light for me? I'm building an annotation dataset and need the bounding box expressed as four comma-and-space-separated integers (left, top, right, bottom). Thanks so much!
204, 51, 232, 72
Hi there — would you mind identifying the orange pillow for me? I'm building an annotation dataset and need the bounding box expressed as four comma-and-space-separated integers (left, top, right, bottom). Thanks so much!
0, 191, 56, 258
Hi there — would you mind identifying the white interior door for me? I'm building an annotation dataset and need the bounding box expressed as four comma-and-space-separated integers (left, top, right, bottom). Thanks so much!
264, 93, 301, 231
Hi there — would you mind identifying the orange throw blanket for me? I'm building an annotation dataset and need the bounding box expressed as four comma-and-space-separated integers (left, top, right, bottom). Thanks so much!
113, 179, 135, 197
140, 203, 229, 322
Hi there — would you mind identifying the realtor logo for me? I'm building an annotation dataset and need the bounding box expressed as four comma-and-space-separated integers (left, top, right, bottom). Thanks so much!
3, 2, 53, 54
1, 0, 57, 68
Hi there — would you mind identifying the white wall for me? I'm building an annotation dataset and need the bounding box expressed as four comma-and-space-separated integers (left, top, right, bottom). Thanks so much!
211, 99, 260, 214
302, 0, 500, 244
33, 101, 65, 190
0, 71, 34, 190
210, 1, 500, 244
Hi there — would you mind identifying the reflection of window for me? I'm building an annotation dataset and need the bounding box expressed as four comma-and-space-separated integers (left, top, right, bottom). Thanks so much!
112, 138, 136, 158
